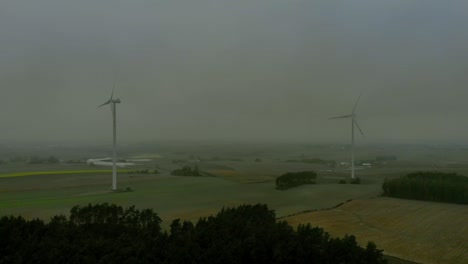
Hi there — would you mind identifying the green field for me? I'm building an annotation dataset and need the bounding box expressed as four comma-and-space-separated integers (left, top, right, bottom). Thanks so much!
0, 172, 381, 225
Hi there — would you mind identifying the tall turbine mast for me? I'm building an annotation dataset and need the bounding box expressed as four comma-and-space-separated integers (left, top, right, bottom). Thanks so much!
330, 93, 364, 180
98, 86, 121, 191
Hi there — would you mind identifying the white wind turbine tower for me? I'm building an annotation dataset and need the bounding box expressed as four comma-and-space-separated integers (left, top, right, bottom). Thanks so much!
329, 93, 364, 180
98, 87, 121, 191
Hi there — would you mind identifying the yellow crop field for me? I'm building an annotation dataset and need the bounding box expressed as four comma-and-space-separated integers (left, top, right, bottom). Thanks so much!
284, 197, 468, 264
0, 170, 131, 178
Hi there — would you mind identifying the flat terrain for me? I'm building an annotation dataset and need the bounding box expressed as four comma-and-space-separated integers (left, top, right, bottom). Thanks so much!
284, 197, 468, 264
2, 142, 468, 264
0, 172, 380, 225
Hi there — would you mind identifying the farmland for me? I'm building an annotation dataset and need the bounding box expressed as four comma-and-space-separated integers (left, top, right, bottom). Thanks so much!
0, 171, 380, 224
284, 197, 468, 264
1, 142, 468, 263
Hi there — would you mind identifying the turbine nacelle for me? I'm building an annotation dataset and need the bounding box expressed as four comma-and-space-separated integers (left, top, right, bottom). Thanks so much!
98, 85, 121, 107
329, 93, 364, 137
97, 87, 121, 107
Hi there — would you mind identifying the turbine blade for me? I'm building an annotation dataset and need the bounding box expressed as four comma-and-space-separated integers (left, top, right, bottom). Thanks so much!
352, 92, 363, 114
329, 115, 352, 120
354, 119, 365, 137
98, 100, 111, 108
110, 85, 115, 100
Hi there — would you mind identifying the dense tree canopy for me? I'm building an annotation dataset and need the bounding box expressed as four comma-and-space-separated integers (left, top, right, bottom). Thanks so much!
382, 171, 468, 204
171, 165, 202, 176
276, 171, 317, 190
0, 203, 387, 264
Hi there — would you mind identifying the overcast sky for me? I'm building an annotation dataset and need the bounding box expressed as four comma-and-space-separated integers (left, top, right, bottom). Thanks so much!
1, 0, 468, 144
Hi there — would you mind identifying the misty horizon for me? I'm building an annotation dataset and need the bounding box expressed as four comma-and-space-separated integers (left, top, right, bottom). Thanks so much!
2, 1, 468, 144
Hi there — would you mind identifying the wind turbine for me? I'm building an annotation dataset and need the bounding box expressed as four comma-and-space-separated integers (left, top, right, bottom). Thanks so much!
98, 87, 121, 191
329, 93, 364, 180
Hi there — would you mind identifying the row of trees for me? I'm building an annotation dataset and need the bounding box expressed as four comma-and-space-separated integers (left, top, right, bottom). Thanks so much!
128, 169, 158, 175
382, 171, 468, 204
171, 165, 202, 176
276, 171, 317, 190
0, 203, 387, 264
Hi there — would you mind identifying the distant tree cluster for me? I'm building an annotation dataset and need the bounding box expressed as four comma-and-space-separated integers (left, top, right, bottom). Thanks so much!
128, 169, 158, 175
171, 165, 202, 176
382, 171, 468, 204
27, 155, 59, 164
276, 171, 317, 190
63, 159, 85, 164
0, 203, 387, 264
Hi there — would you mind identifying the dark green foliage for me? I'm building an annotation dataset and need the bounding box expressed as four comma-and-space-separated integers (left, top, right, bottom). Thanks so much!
171, 165, 202, 176
339, 179, 347, 184
382, 171, 468, 204
276, 171, 317, 190
350, 177, 361, 184
0, 203, 387, 264
128, 169, 157, 175
64, 159, 84, 164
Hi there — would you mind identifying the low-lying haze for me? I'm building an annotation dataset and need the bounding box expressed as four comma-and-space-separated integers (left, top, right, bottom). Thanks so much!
1, 0, 467, 144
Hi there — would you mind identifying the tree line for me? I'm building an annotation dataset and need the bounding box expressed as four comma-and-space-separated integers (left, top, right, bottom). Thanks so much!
382, 171, 468, 204
0, 203, 387, 264
276, 171, 317, 190
171, 165, 202, 176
